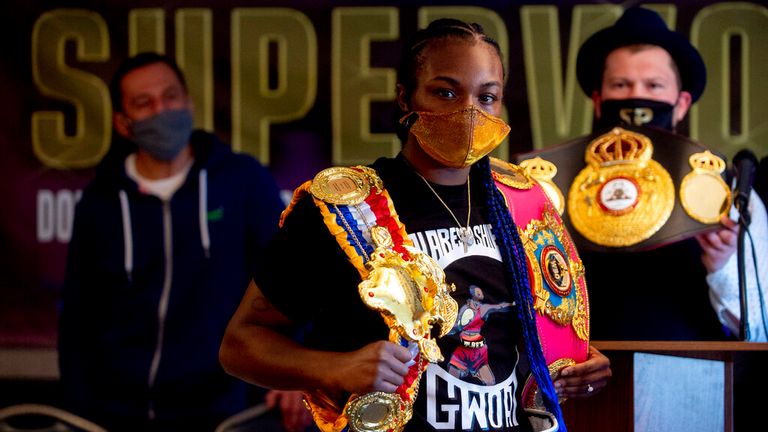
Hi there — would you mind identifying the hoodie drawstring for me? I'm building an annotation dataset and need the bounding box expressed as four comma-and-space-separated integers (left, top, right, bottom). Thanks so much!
199, 169, 210, 258
119, 190, 133, 281
120, 167, 209, 279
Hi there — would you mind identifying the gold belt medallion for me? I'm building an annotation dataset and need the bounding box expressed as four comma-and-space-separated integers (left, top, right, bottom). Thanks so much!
568, 128, 674, 247
489, 157, 534, 190
310, 166, 383, 205
345, 392, 409, 432
518, 204, 588, 339
680, 150, 731, 224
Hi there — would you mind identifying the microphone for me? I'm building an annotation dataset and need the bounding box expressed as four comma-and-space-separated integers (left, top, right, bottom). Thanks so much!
732, 149, 757, 225
731, 149, 757, 341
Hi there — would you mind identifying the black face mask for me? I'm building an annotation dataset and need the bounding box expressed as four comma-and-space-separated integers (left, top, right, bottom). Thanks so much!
594, 98, 676, 132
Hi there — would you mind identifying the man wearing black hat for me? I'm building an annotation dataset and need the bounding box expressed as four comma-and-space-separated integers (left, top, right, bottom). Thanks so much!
575, 8, 768, 427
577, 7, 705, 133
572, 6, 768, 343
562, 9, 768, 428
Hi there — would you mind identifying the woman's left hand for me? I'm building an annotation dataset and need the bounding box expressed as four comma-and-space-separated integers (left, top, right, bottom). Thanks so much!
552, 345, 612, 398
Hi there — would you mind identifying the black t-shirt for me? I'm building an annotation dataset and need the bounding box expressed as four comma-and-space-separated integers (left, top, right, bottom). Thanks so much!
257, 155, 533, 431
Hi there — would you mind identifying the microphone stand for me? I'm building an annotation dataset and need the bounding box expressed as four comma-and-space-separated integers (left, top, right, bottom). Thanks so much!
736, 194, 751, 341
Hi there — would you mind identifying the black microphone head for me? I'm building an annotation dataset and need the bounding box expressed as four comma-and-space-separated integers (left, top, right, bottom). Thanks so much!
733, 148, 758, 167
732, 148, 758, 216
733, 148, 757, 183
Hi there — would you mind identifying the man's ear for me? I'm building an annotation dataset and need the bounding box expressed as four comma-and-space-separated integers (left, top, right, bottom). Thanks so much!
591, 90, 603, 119
396, 84, 410, 112
673, 91, 693, 125
113, 112, 132, 138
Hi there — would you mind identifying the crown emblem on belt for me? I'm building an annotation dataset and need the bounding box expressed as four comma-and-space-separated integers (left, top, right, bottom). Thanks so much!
520, 157, 565, 215
520, 156, 558, 179
688, 150, 727, 172
585, 127, 652, 167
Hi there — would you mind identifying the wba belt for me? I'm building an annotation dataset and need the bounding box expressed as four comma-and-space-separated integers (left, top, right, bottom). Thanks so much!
491, 158, 590, 410
512, 125, 731, 252
283, 165, 457, 432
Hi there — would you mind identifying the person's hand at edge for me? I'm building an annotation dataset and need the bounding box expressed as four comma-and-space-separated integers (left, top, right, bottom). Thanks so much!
553, 345, 612, 398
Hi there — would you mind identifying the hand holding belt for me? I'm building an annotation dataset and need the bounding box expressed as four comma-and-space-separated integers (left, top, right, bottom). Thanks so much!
294, 166, 458, 432
348, 226, 457, 432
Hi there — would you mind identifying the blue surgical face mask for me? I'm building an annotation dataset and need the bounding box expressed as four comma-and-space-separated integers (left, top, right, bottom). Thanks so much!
594, 98, 676, 132
130, 108, 194, 161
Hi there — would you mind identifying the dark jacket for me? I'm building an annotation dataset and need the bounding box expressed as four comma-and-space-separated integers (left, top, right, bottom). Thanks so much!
58, 131, 284, 431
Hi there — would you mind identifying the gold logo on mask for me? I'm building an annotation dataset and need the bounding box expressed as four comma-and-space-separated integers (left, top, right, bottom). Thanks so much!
619, 107, 654, 126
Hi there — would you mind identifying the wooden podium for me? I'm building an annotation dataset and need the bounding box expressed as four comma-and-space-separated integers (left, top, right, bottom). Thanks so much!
560, 341, 768, 432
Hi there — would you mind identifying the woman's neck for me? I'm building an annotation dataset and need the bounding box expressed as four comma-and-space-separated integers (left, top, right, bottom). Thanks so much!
401, 139, 470, 185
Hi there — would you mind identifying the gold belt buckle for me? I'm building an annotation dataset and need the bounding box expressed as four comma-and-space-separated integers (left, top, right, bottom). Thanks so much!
345, 392, 409, 432
568, 127, 674, 247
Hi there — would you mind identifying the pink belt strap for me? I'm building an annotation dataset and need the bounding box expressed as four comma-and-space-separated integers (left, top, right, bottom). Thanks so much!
494, 175, 590, 408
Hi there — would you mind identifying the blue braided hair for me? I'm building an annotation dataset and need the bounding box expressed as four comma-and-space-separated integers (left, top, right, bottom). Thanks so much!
475, 156, 566, 430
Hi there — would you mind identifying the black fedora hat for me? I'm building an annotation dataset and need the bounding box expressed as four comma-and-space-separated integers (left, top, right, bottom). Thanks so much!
576, 7, 706, 102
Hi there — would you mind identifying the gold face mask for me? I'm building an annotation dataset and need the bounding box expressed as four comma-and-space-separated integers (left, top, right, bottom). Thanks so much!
402, 106, 510, 168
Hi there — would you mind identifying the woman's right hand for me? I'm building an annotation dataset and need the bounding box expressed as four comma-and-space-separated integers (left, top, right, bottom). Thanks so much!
334, 340, 413, 394
221, 281, 415, 397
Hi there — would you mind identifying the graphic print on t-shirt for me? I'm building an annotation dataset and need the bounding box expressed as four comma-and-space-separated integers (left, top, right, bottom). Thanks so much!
448, 285, 513, 385
409, 223, 525, 431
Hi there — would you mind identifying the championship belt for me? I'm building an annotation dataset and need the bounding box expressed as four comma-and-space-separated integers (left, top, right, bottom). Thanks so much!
284, 166, 458, 432
513, 125, 731, 252
490, 158, 590, 410
569, 127, 675, 247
